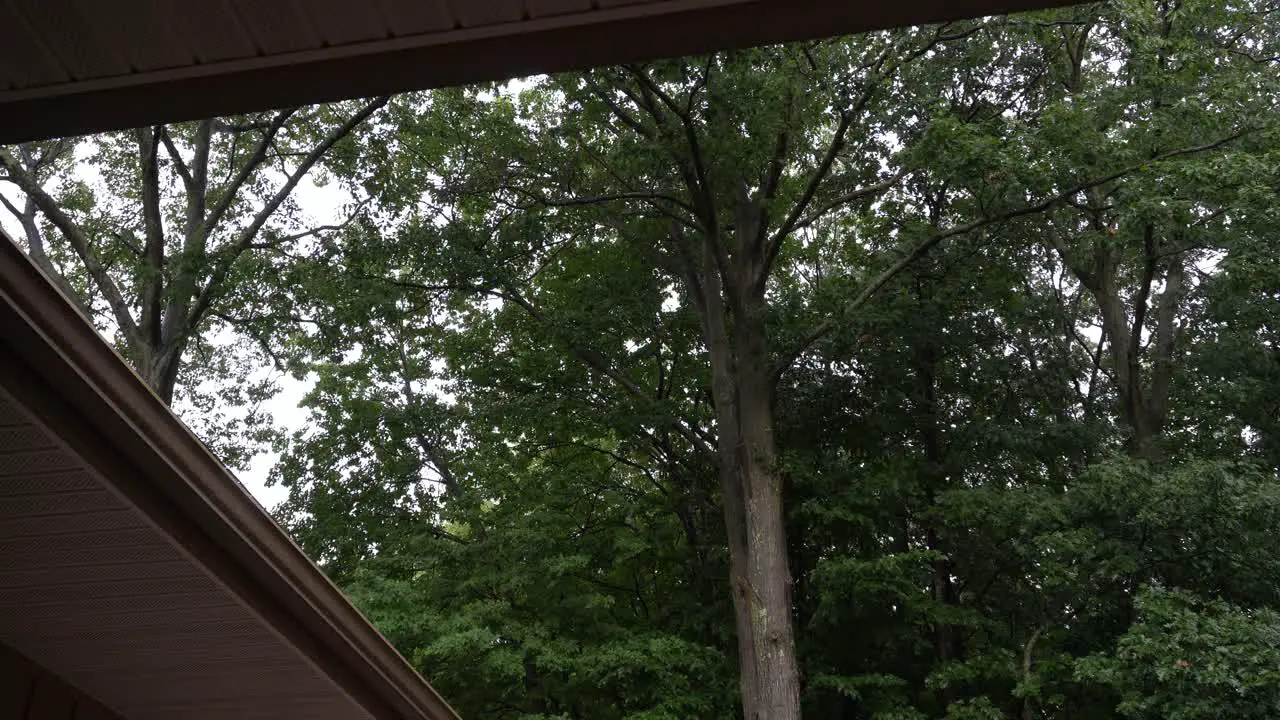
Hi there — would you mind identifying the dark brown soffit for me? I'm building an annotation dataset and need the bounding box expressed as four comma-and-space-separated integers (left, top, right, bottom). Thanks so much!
0, 0, 1086, 144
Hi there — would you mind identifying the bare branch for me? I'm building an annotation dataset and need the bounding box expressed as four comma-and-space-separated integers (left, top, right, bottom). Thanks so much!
212, 118, 278, 134
509, 186, 698, 218
243, 218, 364, 251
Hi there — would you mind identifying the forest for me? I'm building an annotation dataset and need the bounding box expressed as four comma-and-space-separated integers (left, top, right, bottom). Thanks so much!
2, 1, 1279, 718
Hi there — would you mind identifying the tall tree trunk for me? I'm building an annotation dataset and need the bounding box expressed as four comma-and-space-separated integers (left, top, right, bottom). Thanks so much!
738, 323, 801, 720
915, 329, 959, 708
697, 223, 801, 720
143, 344, 185, 405
708, 327, 801, 720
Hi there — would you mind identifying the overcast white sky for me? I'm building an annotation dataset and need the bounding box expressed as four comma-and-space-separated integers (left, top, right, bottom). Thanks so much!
239, 179, 351, 508
0, 172, 348, 511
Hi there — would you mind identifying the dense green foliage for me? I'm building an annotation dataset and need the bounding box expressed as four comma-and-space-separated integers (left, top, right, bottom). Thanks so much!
267, 2, 1279, 716
7, 0, 1280, 717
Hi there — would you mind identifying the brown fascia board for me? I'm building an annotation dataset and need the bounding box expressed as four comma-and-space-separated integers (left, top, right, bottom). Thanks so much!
0, 231, 460, 720
0, 0, 1087, 144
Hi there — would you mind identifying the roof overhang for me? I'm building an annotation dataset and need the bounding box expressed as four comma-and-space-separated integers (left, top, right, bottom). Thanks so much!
0, 0, 1081, 145
0, 234, 458, 720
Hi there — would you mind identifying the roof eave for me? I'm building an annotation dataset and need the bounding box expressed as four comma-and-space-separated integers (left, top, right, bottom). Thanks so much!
0, 0, 1082, 144
0, 232, 459, 720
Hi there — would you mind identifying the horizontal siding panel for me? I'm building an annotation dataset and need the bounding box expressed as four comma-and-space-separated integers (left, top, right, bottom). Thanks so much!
10, 591, 238, 619
0, 490, 118, 518
0, 560, 194, 590
40, 645, 305, 674
0, 509, 144, 540
2, 604, 251, 639
0, 452, 82, 480
0, 531, 181, 570
13, 617, 264, 645
0, 426, 55, 453
0, 472, 98, 498
67, 669, 331, 704
0, 574, 221, 607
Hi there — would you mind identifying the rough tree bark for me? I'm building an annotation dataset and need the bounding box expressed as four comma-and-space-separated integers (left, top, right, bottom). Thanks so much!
688, 195, 801, 720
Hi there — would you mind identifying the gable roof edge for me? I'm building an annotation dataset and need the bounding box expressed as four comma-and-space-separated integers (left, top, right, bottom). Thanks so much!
0, 232, 460, 720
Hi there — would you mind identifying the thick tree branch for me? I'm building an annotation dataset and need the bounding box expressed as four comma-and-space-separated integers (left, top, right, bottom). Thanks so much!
137, 126, 167, 349
770, 111, 855, 250
1148, 256, 1185, 424
163, 115, 289, 348
201, 109, 298, 235
187, 119, 213, 242
761, 40, 911, 280
242, 216, 366, 251
760, 95, 794, 206
1129, 223, 1159, 346
0, 191, 86, 311
181, 97, 389, 340
156, 127, 196, 195
508, 186, 698, 219
791, 168, 909, 234
0, 149, 142, 348
583, 77, 654, 139
624, 66, 720, 241
0, 193, 26, 229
